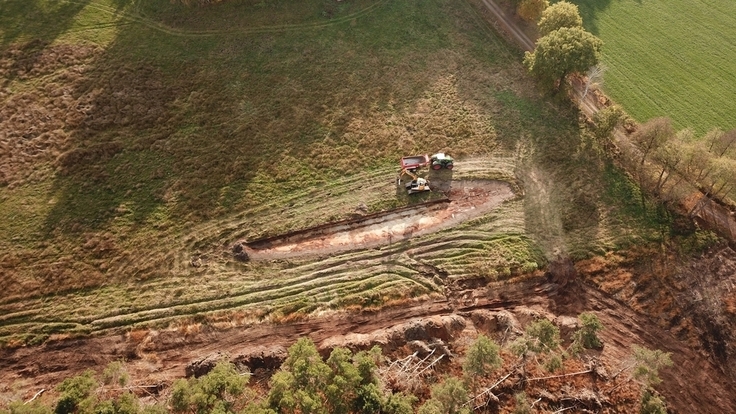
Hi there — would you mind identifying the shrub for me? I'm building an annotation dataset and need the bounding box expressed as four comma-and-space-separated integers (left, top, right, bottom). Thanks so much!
640, 390, 667, 414
55, 371, 97, 414
632, 346, 673, 386
574, 312, 604, 350
170, 361, 248, 414
420, 378, 470, 414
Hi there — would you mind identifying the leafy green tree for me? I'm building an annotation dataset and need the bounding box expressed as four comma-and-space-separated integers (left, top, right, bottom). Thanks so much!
325, 347, 362, 414
268, 339, 411, 414
573, 312, 604, 350
104, 392, 139, 414
632, 345, 673, 387
416, 400, 442, 414
419, 378, 470, 414
522, 319, 560, 354
511, 319, 561, 380
591, 105, 624, 143
240, 403, 278, 414
170, 361, 248, 414
537, 1, 582, 36
543, 354, 562, 373
2, 401, 52, 414
55, 370, 97, 414
462, 335, 502, 391
382, 393, 417, 414
354, 383, 382, 414
353, 346, 382, 386
524, 27, 602, 92
517, 0, 549, 22
269, 338, 332, 414
139, 405, 168, 414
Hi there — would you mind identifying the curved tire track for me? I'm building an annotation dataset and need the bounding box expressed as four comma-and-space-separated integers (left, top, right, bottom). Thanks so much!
67, 0, 391, 37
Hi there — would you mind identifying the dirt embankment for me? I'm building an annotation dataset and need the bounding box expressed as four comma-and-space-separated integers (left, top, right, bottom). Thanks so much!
2, 274, 736, 413
579, 244, 736, 385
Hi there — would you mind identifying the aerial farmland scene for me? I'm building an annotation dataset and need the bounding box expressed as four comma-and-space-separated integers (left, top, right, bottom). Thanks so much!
1, 0, 735, 412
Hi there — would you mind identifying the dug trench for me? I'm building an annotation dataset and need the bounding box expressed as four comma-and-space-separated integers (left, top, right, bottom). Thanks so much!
2, 266, 736, 413
239, 180, 515, 261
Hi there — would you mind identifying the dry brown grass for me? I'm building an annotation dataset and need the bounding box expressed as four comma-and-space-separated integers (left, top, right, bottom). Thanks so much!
0, 42, 101, 187
126, 329, 150, 344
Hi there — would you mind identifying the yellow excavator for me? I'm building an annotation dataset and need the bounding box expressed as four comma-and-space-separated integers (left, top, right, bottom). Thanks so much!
397, 167, 431, 194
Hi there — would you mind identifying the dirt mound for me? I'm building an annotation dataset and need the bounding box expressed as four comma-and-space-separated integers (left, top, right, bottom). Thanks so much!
318, 314, 467, 355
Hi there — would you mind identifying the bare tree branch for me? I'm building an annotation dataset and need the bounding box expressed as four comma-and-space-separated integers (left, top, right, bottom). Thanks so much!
24, 389, 45, 405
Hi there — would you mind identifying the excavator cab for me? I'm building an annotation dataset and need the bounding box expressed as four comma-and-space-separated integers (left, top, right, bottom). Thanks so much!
405, 177, 430, 194
397, 167, 431, 195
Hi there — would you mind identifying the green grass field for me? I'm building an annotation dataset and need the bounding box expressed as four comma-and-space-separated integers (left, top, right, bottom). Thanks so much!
571, 0, 736, 135
0, 0, 669, 345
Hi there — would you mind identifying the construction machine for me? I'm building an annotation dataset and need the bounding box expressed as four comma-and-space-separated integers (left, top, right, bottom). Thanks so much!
397, 167, 431, 194
397, 154, 430, 194
396, 153, 453, 194
429, 153, 454, 170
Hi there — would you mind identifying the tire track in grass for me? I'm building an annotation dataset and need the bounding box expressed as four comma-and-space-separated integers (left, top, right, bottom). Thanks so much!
0, 244, 438, 334
63, 0, 392, 38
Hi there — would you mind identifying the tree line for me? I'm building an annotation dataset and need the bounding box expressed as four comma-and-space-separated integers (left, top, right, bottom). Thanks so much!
629, 118, 736, 206
518, 1, 736, 221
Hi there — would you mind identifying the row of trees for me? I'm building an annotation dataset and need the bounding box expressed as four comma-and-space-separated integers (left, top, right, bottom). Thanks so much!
1, 312, 672, 414
519, 1, 736, 220
628, 118, 736, 206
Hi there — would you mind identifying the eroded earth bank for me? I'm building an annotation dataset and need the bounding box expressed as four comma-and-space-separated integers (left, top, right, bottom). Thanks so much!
3, 249, 736, 413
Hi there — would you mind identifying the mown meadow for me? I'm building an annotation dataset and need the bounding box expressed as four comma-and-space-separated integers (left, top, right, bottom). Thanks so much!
571, 0, 736, 135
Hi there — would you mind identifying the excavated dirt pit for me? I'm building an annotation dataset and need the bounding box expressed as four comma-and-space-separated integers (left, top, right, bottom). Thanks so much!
243, 180, 515, 260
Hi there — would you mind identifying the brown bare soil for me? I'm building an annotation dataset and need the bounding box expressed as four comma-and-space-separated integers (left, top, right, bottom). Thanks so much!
2, 274, 736, 413
579, 245, 736, 385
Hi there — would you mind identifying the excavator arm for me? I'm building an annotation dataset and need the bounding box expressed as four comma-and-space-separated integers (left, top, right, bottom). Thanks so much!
397, 168, 431, 194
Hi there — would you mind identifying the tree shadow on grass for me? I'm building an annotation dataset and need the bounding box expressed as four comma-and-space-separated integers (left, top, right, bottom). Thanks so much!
0, 0, 92, 89
570, 0, 615, 36
0, 0, 91, 47
40, 0, 455, 237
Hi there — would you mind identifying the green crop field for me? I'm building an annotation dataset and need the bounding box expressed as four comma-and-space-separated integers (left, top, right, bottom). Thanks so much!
571, 0, 736, 135
0, 0, 670, 345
